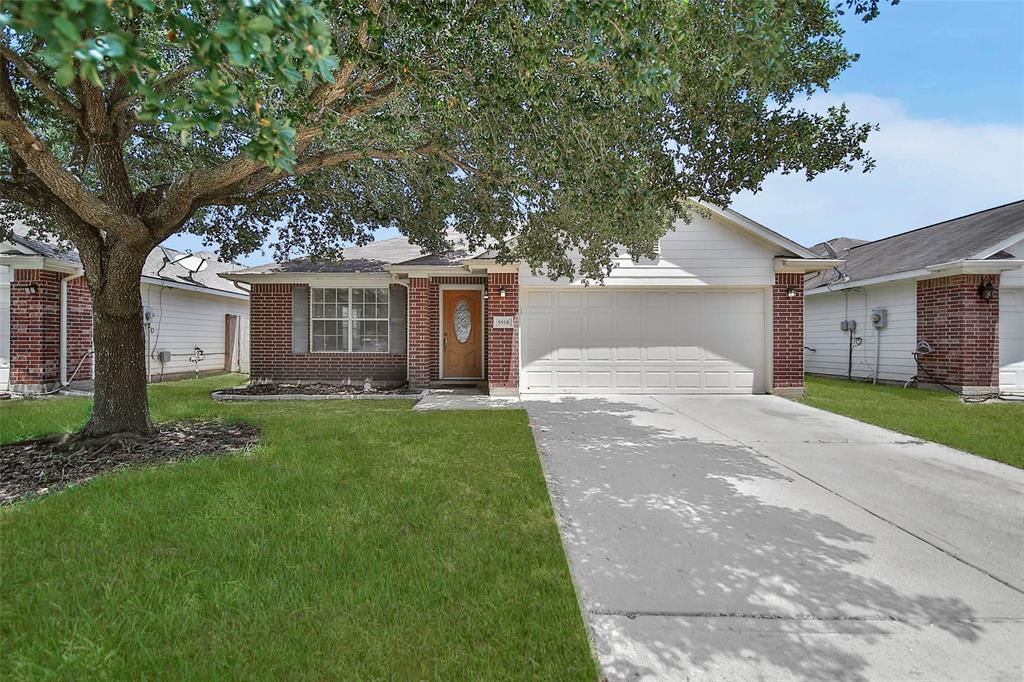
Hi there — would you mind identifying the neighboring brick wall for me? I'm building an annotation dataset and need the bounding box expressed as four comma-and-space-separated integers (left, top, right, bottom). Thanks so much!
916, 274, 999, 390
9, 269, 62, 387
66, 276, 93, 381
249, 282, 406, 385
486, 272, 519, 391
772, 273, 804, 392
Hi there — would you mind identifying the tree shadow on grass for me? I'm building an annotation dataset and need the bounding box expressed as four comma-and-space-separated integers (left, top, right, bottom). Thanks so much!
526, 397, 986, 682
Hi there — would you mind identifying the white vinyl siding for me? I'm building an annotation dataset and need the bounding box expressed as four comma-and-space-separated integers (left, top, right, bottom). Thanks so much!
519, 212, 781, 287
143, 283, 250, 378
999, 287, 1024, 393
804, 281, 918, 383
520, 287, 767, 394
310, 287, 389, 353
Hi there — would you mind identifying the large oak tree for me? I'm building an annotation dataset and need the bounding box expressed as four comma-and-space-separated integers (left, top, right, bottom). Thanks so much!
1, 0, 884, 437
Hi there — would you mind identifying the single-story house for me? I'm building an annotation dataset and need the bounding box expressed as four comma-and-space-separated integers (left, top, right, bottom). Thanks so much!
221, 205, 839, 397
804, 200, 1024, 395
1, 226, 251, 393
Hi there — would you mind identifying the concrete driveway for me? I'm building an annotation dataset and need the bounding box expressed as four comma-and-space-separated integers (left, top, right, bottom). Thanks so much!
524, 395, 1024, 681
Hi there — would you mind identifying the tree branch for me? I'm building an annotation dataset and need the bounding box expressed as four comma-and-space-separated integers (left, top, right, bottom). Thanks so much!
0, 111, 146, 239
0, 44, 82, 125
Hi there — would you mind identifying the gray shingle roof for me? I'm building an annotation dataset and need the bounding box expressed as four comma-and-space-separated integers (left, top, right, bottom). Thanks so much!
812, 200, 1024, 288
227, 232, 479, 275
5, 225, 247, 296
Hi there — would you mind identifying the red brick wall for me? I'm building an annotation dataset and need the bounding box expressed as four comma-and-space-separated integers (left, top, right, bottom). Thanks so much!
249, 282, 406, 385
916, 275, 999, 389
486, 272, 519, 390
66, 276, 93, 381
772, 273, 804, 391
9, 269, 62, 387
406, 275, 497, 389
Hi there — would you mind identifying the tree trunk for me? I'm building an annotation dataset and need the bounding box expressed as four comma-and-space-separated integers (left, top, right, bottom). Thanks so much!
80, 244, 153, 437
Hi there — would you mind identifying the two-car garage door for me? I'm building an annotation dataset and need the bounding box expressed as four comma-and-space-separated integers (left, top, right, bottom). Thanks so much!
520, 288, 767, 394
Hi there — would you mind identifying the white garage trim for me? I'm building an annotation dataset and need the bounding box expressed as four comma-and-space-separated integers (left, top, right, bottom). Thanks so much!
999, 287, 1024, 393
520, 286, 770, 394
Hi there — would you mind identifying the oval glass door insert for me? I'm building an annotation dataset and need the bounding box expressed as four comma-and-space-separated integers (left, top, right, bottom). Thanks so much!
454, 300, 472, 343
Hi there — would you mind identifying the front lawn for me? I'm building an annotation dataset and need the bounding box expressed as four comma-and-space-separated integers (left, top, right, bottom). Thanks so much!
0, 376, 596, 680
801, 375, 1024, 469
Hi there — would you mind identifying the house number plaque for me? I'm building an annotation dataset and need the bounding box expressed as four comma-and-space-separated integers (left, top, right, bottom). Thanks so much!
492, 316, 514, 329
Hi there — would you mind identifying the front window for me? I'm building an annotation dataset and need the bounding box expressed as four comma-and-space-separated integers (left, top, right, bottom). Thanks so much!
311, 287, 389, 352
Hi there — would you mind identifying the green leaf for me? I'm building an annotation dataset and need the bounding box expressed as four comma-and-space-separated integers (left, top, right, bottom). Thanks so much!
52, 15, 81, 43
248, 15, 274, 33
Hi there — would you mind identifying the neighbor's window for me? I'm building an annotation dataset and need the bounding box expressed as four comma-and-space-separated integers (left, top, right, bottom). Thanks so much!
311, 287, 389, 352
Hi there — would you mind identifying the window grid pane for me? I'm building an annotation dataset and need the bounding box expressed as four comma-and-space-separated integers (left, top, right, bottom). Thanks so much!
311, 287, 388, 353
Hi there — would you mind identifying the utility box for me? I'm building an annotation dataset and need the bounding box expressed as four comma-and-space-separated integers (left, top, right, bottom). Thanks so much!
871, 308, 888, 330
840, 319, 857, 332
157, 350, 171, 363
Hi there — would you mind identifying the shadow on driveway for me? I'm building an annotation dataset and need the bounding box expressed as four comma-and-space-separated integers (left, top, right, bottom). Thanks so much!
527, 396, 1021, 681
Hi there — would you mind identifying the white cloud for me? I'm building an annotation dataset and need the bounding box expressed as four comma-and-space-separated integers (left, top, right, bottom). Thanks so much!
729, 93, 1024, 247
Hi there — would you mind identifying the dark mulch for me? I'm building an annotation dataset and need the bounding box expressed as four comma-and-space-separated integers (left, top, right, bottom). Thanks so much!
218, 382, 417, 396
0, 420, 260, 505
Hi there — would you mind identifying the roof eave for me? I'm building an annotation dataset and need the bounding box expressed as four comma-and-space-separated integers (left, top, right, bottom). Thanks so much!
692, 200, 818, 259
925, 259, 1024, 276
775, 258, 844, 273
0, 253, 83, 274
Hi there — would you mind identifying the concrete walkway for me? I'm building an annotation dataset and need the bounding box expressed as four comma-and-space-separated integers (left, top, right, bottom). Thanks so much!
413, 389, 521, 411
524, 395, 1024, 681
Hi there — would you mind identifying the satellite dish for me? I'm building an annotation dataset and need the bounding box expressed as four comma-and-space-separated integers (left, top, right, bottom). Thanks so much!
158, 247, 208, 283
169, 253, 208, 274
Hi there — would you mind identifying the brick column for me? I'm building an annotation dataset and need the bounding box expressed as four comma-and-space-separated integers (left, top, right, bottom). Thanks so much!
772, 272, 804, 397
249, 283, 295, 381
916, 274, 999, 393
9, 269, 62, 391
486, 272, 519, 395
407, 277, 433, 389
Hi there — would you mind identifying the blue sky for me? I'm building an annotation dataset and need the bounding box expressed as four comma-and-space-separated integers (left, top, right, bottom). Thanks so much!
166, 0, 1024, 263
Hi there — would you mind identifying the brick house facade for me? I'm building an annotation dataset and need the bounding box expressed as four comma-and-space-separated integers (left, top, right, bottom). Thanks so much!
2, 227, 251, 393
248, 273, 521, 392
227, 208, 831, 397
8, 270, 92, 390
916, 274, 1000, 391
804, 201, 1023, 395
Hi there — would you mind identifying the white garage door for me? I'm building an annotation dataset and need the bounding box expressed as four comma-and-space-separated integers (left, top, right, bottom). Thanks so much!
1000, 288, 1024, 393
521, 288, 767, 394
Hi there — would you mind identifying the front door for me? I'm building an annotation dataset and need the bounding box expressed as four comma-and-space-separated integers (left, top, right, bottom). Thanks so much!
442, 289, 483, 378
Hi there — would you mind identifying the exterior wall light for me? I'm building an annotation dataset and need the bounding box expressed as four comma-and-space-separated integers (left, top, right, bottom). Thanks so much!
16, 282, 39, 295
786, 286, 798, 298
977, 281, 995, 301
499, 287, 507, 298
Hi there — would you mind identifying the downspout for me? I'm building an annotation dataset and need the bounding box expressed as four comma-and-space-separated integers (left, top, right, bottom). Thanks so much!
59, 273, 85, 386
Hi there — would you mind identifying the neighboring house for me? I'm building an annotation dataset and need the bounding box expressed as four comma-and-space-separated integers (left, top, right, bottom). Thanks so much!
0, 227, 251, 393
222, 205, 839, 397
804, 200, 1024, 395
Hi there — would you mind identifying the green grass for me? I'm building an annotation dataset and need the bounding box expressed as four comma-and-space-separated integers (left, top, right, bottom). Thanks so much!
801, 375, 1024, 469
0, 375, 596, 681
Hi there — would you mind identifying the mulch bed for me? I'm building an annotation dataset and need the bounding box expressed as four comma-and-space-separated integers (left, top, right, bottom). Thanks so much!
0, 420, 260, 505
218, 382, 417, 396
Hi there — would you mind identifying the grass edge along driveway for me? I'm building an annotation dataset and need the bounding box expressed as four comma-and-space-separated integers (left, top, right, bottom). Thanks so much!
0, 375, 597, 680
801, 375, 1023, 469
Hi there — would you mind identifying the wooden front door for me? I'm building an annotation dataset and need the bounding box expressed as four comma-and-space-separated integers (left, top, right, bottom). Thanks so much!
442, 289, 483, 378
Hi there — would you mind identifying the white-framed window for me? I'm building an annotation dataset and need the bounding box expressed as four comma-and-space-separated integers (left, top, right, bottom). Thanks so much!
311, 287, 389, 353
